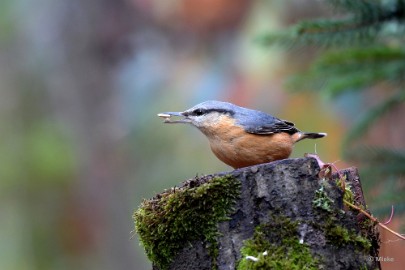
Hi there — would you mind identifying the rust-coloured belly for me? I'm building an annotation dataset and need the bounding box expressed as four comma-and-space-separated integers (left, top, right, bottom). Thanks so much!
208, 131, 294, 169
198, 114, 295, 169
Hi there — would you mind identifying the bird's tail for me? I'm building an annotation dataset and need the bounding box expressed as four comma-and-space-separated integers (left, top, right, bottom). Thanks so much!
295, 132, 327, 142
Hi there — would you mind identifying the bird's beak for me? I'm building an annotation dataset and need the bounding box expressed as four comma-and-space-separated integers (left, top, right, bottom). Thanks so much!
157, 112, 191, 124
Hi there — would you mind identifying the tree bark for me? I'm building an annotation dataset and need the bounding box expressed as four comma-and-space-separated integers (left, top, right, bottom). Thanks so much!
137, 157, 380, 270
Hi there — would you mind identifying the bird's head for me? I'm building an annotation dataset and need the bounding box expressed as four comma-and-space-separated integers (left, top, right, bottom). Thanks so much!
158, 101, 236, 130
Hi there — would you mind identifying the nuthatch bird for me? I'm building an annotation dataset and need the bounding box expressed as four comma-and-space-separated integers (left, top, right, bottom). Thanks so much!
158, 100, 326, 169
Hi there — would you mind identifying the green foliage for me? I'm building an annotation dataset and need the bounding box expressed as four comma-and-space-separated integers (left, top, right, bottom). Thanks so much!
27, 123, 76, 184
258, 0, 405, 48
287, 47, 405, 98
0, 121, 75, 190
346, 146, 405, 215
261, 0, 405, 219
238, 215, 319, 270
0, 0, 16, 40
133, 175, 240, 270
347, 145, 405, 171
328, 0, 404, 22
258, 18, 376, 48
343, 90, 405, 146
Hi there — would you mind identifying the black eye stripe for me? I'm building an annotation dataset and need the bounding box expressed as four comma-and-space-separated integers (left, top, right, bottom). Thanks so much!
189, 108, 234, 116
193, 109, 205, 116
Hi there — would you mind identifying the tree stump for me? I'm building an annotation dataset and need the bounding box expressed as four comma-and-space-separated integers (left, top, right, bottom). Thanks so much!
134, 157, 380, 270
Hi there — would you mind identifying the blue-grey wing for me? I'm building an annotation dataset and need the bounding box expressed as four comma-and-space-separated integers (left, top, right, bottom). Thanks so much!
237, 111, 299, 135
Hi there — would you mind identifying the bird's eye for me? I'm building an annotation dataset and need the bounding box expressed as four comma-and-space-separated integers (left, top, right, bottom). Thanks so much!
193, 109, 205, 116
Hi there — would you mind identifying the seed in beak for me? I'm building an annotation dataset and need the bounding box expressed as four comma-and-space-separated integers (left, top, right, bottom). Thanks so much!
157, 113, 172, 123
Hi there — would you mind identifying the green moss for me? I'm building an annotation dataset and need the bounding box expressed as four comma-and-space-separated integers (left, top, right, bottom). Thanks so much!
237, 215, 319, 270
358, 216, 379, 248
336, 175, 354, 204
312, 176, 372, 253
312, 184, 334, 213
313, 174, 355, 214
325, 223, 372, 252
308, 213, 373, 253
133, 175, 240, 270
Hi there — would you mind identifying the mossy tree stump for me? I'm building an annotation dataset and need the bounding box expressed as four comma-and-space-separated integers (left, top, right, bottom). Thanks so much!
134, 157, 380, 270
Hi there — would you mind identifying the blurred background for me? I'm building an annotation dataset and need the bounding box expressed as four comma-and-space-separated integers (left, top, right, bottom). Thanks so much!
0, 0, 403, 269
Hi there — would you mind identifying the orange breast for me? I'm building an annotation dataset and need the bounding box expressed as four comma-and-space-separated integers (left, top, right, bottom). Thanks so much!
199, 115, 295, 169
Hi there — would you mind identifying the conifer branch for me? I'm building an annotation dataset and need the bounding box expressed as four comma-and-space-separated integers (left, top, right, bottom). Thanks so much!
343, 90, 405, 147
258, 0, 405, 48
